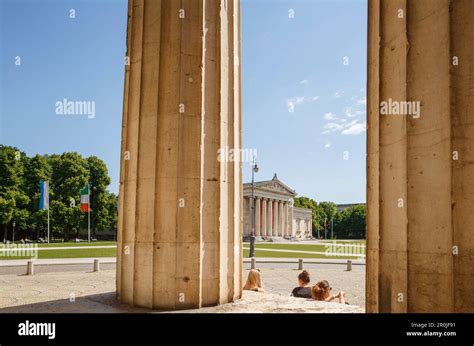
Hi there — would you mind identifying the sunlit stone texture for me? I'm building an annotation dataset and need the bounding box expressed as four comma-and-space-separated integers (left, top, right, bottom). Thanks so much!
367, 0, 474, 312
117, 0, 242, 310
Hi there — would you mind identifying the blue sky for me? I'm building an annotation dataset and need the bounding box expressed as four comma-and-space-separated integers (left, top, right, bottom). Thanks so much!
1, 0, 367, 204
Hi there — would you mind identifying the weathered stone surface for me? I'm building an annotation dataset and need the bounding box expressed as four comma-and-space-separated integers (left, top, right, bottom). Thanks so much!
117, 0, 243, 310
0, 267, 364, 313
367, 0, 474, 312
182, 291, 363, 313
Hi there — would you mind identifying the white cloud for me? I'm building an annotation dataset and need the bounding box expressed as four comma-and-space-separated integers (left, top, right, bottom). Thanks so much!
324, 112, 336, 120
324, 142, 331, 148
286, 95, 319, 112
323, 122, 345, 132
345, 107, 356, 118
333, 90, 343, 98
357, 96, 366, 105
286, 96, 305, 112
345, 106, 365, 119
341, 122, 366, 135
300, 79, 309, 85
321, 119, 364, 135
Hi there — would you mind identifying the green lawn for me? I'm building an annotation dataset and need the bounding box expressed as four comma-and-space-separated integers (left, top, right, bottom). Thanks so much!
243, 249, 362, 259
0, 240, 366, 260
8, 241, 117, 248
319, 239, 366, 244
242, 242, 365, 253
0, 247, 116, 260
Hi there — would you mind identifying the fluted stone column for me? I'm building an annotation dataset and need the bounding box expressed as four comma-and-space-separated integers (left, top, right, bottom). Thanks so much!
367, 0, 474, 313
288, 201, 294, 237
278, 201, 284, 237
117, 0, 242, 310
266, 199, 272, 237
243, 197, 249, 236
274, 200, 279, 236
282, 202, 287, 236
261, 198, 267, 237
255, 197, 261, 236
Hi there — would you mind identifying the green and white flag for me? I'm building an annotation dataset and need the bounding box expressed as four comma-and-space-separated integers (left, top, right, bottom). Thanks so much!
80, 185, 89, 212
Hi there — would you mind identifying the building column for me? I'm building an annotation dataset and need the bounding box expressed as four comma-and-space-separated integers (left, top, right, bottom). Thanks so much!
367, 0, 474, 313
243, 197, 249, 236
274, 200, 279, 236
266, 199, 272, 237
261, 198, 267, 237
117, 0, 242, 310
282, 202, 287, 237
254, 197, 261, 236
288, 201, 294, 237
278, 201, 284, 237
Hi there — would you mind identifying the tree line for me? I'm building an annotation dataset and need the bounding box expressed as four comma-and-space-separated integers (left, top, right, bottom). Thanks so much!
0, 145, 117, 241
294, 197, 366, 239
0, 144, 365, 241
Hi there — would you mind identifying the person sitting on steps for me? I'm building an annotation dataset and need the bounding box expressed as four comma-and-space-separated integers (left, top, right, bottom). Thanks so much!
243, 269, 265, 292
311, 280, 346, 304
290, 270, 312, 298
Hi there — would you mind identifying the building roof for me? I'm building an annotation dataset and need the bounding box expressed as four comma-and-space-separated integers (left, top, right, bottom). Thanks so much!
243, 173, 297, 197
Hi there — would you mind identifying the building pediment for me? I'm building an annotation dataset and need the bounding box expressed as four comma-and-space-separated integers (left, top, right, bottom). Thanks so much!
243, 174, 297, 198
255, 181, 295, 196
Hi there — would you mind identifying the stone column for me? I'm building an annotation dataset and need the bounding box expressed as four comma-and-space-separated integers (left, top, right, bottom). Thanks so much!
288, 201, 294, 237
282, 202, 287, 237
255, 197, 261, 237
274, 200, 279, 236
261, 198, 267, 237
117, 0, 242, 310
266, 199, 272, 237
243, 197, 249, 236
367, 0, 474, 313
278, 201, 284, 237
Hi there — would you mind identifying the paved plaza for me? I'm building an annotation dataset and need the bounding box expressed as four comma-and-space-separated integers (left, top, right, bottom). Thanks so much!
0, 261, 364, 313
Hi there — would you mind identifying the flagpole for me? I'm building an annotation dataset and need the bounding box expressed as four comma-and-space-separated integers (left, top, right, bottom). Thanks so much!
47, 208, 50, 243
88, 183, 91, 244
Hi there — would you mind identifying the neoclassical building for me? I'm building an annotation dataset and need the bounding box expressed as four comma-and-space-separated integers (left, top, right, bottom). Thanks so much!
243, 174, 313, 240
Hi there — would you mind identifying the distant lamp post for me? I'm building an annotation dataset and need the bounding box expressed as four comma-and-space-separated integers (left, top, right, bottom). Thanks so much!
249, 158, 259, 258
12, 221, 16, 243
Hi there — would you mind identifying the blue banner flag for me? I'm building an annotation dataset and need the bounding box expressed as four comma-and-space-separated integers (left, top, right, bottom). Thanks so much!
39, 180, 49, 210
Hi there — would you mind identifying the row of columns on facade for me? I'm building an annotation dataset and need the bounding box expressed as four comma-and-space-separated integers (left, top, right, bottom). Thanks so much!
248, 197, 293, 237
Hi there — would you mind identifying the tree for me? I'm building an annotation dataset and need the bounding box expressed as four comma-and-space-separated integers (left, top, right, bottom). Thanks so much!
87, 156, 112, 236
0, 146, 118, 241
0, 195, 14, 242
0, 146, 30, 241
0, 145, 23, 195
333, 205, 366, 239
